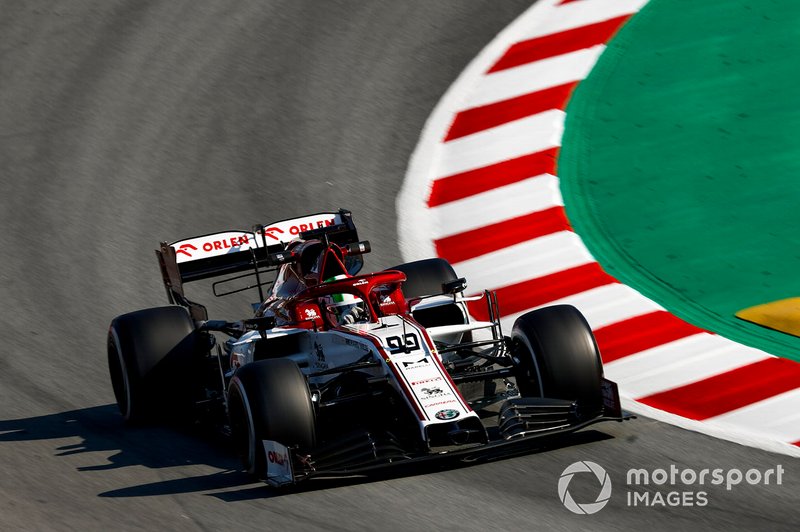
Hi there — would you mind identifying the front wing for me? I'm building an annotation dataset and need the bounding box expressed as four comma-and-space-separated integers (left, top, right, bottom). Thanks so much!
265, 379, 630, 486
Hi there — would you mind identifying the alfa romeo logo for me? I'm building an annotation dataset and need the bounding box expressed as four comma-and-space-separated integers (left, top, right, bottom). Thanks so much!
434, 409, 459, 420
558, 461, 612, 515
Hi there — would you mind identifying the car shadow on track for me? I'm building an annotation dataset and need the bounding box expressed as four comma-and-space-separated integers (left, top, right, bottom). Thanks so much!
0, 405, 615, 500
0, 404, 257, 496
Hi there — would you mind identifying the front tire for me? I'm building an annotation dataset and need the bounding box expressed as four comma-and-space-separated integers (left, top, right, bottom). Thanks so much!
227, 359, 316, 477
511, 305, 603, 414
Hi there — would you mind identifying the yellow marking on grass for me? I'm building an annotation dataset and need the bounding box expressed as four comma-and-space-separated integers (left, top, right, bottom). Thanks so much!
736, 298, 800, 338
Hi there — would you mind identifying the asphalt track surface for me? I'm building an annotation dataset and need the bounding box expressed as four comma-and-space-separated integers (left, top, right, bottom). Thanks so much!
0, 1, 797, 530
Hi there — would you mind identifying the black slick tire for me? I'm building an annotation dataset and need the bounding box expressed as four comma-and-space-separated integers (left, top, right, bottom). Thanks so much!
227, 358, 316, 477
107, 305, 201, 423
511, 305, 603, 414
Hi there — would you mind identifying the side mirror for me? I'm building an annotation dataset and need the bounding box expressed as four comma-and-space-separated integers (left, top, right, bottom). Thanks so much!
243, 316, 277, 331
344, 240, 371, 255
442, 277, 467, 295
268, 250, 297, 266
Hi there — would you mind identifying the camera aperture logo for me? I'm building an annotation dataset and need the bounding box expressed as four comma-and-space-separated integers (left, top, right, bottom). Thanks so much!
558, 461, 612, 515
558, 461, 785, 513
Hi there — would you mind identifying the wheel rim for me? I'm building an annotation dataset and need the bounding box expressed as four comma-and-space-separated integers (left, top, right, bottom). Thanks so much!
513, 333, 544, 397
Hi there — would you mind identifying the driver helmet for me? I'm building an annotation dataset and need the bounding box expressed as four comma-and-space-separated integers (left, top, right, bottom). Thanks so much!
324, 275, 368, 325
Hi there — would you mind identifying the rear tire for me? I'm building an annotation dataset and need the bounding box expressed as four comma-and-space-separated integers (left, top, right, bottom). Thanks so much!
386, 258, 458, 300
227, 359, 316, 477
386, 258, 466, 328
107, 306, 202, 423
511, 305, 603, 414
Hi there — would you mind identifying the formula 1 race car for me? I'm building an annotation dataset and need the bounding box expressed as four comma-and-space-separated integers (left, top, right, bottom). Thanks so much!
107, 209, 624, 486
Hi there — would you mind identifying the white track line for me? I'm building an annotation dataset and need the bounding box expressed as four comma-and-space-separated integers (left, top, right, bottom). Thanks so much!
620, 398, 800, 458
516, 0, 649, 41
429, 175, 562, 239
465, 47, 604, 108
398, 0, 583, 261
439, 110, 564, 175
453, 232, 593, 290
605, 334, 770, 398
499, 283, 666, 333
708, 389, 800, 445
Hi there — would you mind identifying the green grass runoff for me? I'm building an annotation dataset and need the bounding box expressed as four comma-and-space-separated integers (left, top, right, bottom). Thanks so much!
559, 0, 800, 362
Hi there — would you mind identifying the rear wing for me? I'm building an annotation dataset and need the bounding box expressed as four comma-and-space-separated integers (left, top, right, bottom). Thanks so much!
156, 209, 359, 320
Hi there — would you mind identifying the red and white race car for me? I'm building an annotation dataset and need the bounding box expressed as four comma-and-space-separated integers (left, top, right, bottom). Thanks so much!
108, 209, 625, 486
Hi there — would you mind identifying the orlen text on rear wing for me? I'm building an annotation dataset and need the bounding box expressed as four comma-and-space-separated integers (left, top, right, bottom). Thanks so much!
257, 210, 358, 249
156, 210, 358, 320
